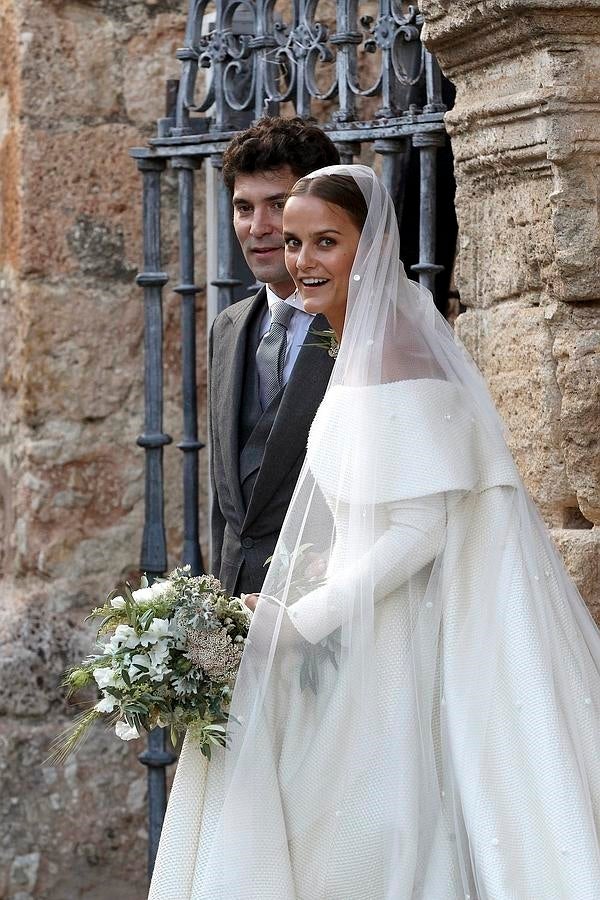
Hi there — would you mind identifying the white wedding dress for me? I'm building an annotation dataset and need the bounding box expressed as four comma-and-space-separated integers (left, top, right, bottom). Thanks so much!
149, 379, 600, 900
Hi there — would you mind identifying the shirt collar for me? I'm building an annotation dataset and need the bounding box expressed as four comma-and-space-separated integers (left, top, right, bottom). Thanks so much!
266, 284, 311, 315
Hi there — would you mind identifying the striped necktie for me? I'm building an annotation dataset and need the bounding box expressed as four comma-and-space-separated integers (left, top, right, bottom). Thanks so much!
256, 300, 295, 409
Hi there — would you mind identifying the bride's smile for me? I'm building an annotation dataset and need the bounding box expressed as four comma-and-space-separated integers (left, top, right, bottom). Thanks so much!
283, 193, 361, 338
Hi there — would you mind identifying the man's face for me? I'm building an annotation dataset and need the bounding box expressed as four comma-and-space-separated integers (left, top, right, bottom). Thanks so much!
232, 166, 298, 298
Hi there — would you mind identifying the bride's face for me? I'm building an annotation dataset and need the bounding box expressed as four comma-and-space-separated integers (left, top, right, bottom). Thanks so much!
283, 195, 361, 332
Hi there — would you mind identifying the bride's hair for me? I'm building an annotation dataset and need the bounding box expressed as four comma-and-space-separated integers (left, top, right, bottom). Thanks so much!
288, 173, 368, 231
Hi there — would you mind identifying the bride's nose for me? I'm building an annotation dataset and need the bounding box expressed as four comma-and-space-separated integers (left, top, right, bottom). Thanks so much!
296, 244, 316, 271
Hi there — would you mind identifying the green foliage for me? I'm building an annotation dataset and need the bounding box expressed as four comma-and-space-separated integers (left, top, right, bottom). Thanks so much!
50, 567, 252, 764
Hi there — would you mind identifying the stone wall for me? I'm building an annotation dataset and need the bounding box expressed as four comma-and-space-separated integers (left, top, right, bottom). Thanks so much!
0, 2, 205, 898
422, 0, 600, 619
1, 0, 599, 898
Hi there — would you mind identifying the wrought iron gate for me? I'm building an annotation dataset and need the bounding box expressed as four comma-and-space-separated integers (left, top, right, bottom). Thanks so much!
131, 0, 455, 876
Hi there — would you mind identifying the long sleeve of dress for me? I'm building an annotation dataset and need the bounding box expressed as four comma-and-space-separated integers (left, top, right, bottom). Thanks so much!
287, 493, 446, 645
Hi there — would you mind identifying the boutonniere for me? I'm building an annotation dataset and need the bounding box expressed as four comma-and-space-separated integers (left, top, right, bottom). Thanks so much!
308, 327, 339, 359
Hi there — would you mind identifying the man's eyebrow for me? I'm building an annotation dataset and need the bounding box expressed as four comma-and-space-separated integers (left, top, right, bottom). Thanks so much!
232, 192, 287, 205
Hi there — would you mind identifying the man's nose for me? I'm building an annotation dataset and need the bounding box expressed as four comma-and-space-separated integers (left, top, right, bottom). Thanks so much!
249, 208, 273, 237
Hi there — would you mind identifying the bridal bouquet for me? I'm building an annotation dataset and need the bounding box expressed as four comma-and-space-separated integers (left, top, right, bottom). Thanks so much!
50, 566, 251, 763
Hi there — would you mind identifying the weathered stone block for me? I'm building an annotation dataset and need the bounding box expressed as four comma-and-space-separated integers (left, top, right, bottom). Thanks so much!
0, 129, 21, 271
20, 123, 143, 278
454, 166, 555, 309
548, 158, 600, 302
552, 528, 600, 624
15, 279, 143, 424
9, 852, 40, 894
0, 581, 93, 712
19, 1, 121, 126
457, 304, 571, 520
0, 720, 148, 900
123, 12, 184, 127
552, 303, 600, 524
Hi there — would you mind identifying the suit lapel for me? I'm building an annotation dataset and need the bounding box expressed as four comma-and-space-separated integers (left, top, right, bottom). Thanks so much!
218, 287, 267, 522
242, 314, 334, 530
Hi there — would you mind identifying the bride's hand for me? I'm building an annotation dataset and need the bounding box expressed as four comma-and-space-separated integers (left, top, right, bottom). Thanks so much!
240, 592, 305, 652
241, 593, 260, 612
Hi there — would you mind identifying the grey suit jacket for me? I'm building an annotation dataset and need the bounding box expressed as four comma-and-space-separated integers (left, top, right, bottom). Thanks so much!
208, 287, 334, 595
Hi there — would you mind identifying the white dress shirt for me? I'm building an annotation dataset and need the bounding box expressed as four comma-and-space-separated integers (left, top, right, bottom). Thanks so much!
257, 286, 315, 409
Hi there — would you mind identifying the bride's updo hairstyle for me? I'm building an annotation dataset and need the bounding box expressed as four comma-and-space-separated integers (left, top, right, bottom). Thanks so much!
287, 173, 368, 232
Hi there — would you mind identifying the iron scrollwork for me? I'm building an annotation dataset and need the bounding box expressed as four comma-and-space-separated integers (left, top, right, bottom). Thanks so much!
168, 0, 440, 135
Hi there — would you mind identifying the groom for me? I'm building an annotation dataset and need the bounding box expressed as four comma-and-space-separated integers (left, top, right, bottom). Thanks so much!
209, 117, 339, 596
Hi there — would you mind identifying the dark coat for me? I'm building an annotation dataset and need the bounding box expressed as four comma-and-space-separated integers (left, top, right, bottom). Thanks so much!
208, 287, 334, 595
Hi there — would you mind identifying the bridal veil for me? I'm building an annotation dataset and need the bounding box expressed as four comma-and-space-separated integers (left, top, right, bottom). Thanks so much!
150, 165, 600, 899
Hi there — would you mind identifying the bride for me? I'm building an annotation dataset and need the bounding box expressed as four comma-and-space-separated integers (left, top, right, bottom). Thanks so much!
149, 166, 600, 899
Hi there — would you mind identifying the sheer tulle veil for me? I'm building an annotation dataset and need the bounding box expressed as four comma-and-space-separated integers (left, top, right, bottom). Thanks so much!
152, 165, 600, 899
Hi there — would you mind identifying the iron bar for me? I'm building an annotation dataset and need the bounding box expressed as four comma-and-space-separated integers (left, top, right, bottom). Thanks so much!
332, 0, 359, 123
335, 140, 356, 165
293, 0, 313, 119
172, 156, 205, 576
133, 154, 176, 880
374, 137, 409, 222
211, 0, 229, 132
411, 131, 445, 296
138, 728, 177, 878
173, 0, 206, 135
134, 156, 172, 577
424, 48, 445, 113
253, 0, 275, 120
146, 120, 446, 155
210, 153, 243, 315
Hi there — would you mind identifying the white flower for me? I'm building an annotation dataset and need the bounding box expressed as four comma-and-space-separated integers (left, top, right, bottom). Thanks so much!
108, 624, 140, 651
95, 694, 118, 713
139, 618, 172, 646
110, 595, 126, 609
93, 667, 118, 689
127, 653, 151, 682
148, 640, 170, 669
115, 721, 140, 741
132, 587, 153, 603
150, 581, 171, 598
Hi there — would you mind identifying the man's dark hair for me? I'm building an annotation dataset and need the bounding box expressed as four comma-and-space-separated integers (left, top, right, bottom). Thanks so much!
222, 116, 340, 192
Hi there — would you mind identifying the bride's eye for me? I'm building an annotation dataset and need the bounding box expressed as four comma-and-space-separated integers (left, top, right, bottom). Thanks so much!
319, 237, 335, 247
284, 237, 300, 249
